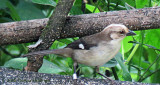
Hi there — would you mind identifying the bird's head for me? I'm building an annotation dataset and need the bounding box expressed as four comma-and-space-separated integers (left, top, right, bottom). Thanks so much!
102, 24, 136, 41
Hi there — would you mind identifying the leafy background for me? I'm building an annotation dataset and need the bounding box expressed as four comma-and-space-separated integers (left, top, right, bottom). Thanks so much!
0, 0, 160, 84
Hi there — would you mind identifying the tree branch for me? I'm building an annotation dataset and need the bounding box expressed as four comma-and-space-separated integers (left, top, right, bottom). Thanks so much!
24, 0, 75, 72
1, 7, 160, 45
0, 67, 153, 85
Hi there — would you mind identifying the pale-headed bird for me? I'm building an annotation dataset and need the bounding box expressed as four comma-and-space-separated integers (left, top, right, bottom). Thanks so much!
23, 24, 136, 80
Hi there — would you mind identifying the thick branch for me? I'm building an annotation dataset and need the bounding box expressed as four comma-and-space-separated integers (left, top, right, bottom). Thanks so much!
38, 0, 75, 50
25, 0, 74, 72
0, 7, 160, 45
0, 67, 153, 85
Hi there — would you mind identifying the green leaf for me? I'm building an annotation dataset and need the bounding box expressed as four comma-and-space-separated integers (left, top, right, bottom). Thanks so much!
146, 48, 158, 66
86, 4, 100, 13
58, 38, 74, 44
121, 36, 134, 53
115, 52, 132, 81
4, 58, 27, 70
136, 0, 148, 8
39, 59, 64, 74
32, 0, 56, 7
102, 58, 117, 67
4, 58, 64, 74
0, 0, 9, 9
16, 0, 45, 20
124, 0, 136, 7
6, 1, 21, 21
48, 57, 73, 75
131, 46, 151, 69
50, 40, 67, 49
144, 29, 160, 49
81, 67, 94, 77
0, 17, 13, 22
126, 44, 139, 64
6, 45, 20, 55
70, 6, 83, 15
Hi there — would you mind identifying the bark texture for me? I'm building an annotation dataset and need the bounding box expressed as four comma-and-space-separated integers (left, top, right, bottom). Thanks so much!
25, 0, 75, 72
0, 7, 160, 45
0, 67, 154, 85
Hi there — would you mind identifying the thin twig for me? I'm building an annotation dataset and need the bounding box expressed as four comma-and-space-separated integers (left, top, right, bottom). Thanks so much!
138, 54, 160, 82
129, 41, 160, 52
140, 69, 160, 82
0, 46, 19, 58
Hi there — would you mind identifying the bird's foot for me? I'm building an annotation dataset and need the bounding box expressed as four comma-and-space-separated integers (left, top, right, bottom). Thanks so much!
98, 73, 115, 84
73, 79, 78, 85
73, 73, 79, 85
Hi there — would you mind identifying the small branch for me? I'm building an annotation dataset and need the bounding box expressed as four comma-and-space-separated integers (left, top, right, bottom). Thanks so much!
0, 46, 19, 58
129, 41, 160, 52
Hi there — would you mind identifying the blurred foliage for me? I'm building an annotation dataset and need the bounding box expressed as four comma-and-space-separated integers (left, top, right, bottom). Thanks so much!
0, 0, 160, 84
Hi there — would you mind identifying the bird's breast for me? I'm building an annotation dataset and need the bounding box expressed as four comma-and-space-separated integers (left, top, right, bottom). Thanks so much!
73, 41, 121, 66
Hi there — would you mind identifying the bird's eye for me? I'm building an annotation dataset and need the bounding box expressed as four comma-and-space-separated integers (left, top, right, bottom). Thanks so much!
119, 30, 124, 34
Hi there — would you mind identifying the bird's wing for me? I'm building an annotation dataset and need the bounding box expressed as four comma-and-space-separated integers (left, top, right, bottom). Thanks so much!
66, 36, 98, 50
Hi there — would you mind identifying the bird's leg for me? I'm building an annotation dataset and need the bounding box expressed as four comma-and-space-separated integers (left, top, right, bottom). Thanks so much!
73, 62, 78, 80
76, 64, 80, 77
95, 66, 113, 82
93, 67, 97, 77
73, 62, 78, 85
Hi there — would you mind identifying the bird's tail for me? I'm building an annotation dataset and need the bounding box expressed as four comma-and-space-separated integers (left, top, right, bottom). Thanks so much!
22, 48, 73, 57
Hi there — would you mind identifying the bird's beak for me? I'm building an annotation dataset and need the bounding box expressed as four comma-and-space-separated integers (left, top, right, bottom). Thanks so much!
126, 30, 136, 36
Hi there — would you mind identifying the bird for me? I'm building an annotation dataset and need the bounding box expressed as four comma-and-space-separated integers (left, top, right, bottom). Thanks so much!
23, 24, 136, 81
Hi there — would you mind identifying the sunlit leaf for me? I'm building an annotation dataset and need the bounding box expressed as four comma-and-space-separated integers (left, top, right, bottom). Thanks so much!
136, 0, 148, 8
58, 38, 74, 44
145, 29, 160, 49
121, 36, 134, 53
86, 4, 100, 13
